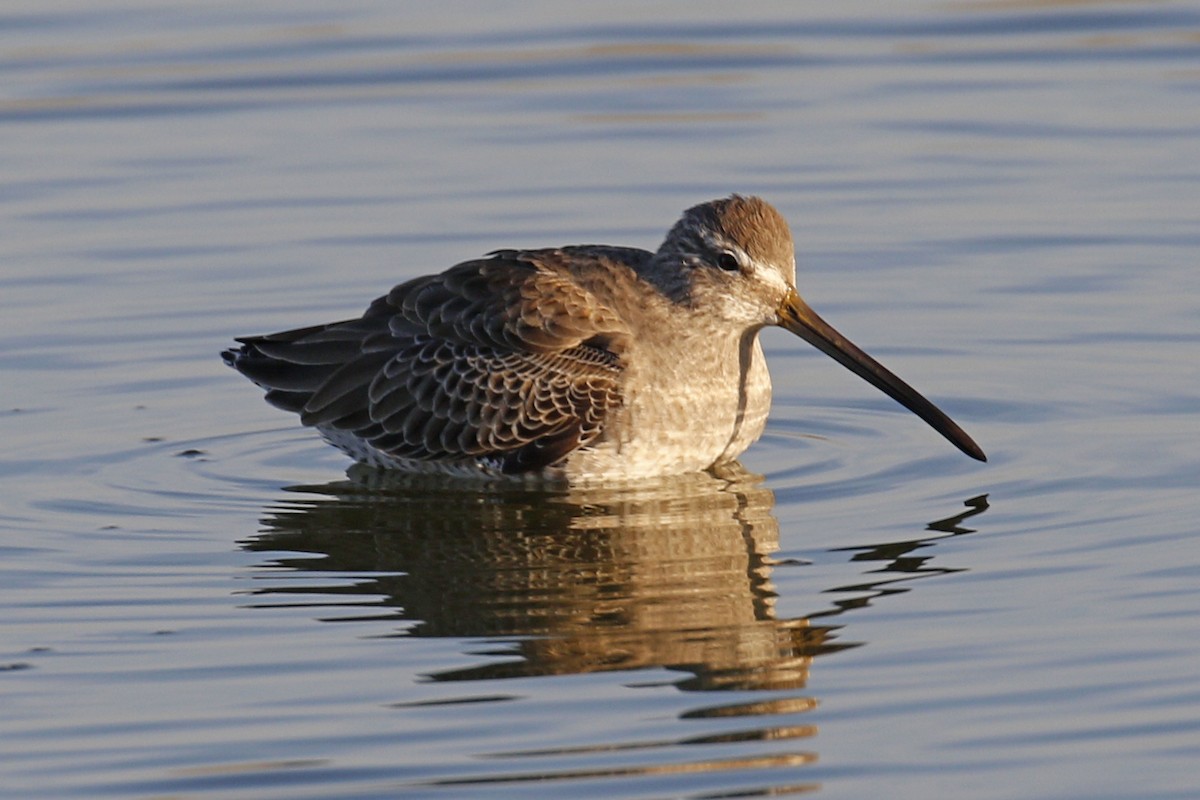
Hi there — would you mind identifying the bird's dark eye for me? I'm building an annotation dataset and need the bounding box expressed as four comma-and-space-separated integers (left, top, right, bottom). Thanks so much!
717, 252, 740, 272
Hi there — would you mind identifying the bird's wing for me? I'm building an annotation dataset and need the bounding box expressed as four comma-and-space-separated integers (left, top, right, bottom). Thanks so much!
228, 250, 635, 473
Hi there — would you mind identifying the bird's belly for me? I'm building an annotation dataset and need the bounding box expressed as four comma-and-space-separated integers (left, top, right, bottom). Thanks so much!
316, 335, 773, 482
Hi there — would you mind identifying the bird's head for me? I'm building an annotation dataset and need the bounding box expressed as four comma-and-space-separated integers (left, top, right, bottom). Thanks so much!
655, 195, 985, 462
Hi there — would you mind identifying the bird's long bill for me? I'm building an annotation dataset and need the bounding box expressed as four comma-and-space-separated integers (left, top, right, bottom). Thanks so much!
778, 290, 986, 461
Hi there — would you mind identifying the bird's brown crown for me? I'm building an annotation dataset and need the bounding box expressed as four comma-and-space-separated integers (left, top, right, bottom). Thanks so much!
666, 195, 794, 270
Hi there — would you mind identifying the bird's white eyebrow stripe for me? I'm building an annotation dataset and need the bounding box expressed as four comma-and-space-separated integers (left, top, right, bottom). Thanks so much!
758, 268, 790, 293
701, 230, 736, 255
698, 230, 792, 296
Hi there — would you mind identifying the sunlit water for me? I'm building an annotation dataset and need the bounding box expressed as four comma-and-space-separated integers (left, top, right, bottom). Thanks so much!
3, 2, 1198, 798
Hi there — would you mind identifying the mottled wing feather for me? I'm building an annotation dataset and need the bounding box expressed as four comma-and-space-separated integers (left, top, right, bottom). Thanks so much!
359, 337, 621, 469
226, 250, 635, 473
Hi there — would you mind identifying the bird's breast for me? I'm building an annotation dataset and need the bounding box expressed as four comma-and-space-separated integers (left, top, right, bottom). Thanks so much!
561, 327, 772, 479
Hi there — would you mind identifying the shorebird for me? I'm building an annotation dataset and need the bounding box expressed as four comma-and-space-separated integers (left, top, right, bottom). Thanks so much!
224, 195, 985, 480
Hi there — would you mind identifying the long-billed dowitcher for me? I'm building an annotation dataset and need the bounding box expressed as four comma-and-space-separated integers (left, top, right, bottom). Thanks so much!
223, 195, 985, 479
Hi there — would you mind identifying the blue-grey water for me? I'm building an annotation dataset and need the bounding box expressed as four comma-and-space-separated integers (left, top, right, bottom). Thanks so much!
3, 2, 1198, 798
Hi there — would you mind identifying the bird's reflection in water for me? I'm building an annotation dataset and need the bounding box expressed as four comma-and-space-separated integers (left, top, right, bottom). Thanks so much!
241, 464, 987, 791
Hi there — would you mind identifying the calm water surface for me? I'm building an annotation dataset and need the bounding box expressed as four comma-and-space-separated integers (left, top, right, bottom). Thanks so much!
3, 2, 1198, 798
